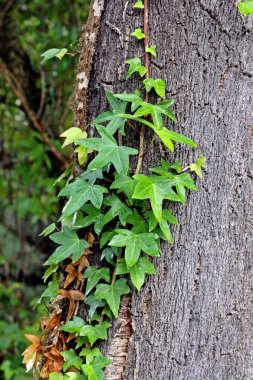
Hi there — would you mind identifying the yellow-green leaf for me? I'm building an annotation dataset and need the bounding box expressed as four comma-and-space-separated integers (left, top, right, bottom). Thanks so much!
60, 127, 87, 148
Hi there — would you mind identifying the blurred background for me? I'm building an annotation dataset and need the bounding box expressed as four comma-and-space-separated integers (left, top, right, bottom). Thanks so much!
0, 1, 90, 378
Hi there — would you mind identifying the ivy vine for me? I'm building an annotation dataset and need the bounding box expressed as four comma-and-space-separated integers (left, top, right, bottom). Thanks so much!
22, 1, 208, 379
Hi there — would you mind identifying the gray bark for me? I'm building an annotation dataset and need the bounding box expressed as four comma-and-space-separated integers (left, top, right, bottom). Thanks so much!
75, 1, 253, 379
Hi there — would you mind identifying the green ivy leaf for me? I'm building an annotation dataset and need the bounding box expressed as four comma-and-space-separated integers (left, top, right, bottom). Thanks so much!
99, 231, 116, 248
238, 0, 253, 16
61, 349, 83, 372
146, 209, 179, 237
131, 28, 145, 40
114, 91, 142, 112
49, 373, 64, 380
81, 355, 111, 380
85, 295, 106, 322
132, 174, 181, 221
125, 57, 147, 79
102, 195, 133, 227
60, 127, 87, 148
93, 92, 127, 135
146, 210, 176, 242
94, 279, 130, 318
66, 373, 86, 380
39, 223, 56, 237
76, 205, 104, 235
79, 322, 112, 346
145, 45, 157, 57
134, 100, 176, 129
133, 0, 144, 8
173, 173, 198, 203
42, 264, 58, 282
110, 174, 137, 203
190, 156, 206, 178
101, 305, 113, 319
159, 218, 173, 242
79, 348, 102, 364
80, 169, 104, 185
109, 229, 159, 268
61, 316, 85, 333
151, 159, 182, 175
53, 165, 73, 187
116, 257, 156, 290
126, 209, 149, 234
153, 126, 197, 151
41, 48, 68, 64
77, 126, 138, 175
143, 78, 166, 98
74, 146, 89, 166
101, 247, 118, 265
61, 211, 83, 229
59, 178, 108, 218
83, 267, 111, 295
37, 277, 59, 304
45, 227, 89, 265
150, 169, 198, 203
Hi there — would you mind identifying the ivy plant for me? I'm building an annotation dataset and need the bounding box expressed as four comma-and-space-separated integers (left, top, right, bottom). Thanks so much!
23, 2, 207, 380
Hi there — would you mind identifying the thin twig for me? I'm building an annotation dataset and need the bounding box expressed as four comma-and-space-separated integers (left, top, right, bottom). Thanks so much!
0, 0, 17, 25
127, 120, 141, 135
227, 0, 237, 9
135, 0, 149, 174
1, 62, 68, 167
36, 68, 46, 120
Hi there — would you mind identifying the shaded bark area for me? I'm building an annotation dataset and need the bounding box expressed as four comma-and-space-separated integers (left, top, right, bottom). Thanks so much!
76, 1, 253, 379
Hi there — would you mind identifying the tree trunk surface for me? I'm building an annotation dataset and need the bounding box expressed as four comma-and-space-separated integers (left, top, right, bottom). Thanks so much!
74, 1, 253, 379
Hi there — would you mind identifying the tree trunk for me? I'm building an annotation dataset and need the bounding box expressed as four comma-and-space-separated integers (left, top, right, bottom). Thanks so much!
74, 1, 253, 379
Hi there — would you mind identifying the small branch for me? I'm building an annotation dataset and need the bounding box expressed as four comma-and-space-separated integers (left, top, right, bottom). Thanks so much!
1, 62, 68, 168
135, 0, 149, 175
127, 120, 141, 135
1, 0, 17, 23
36, 68, 46, 120
227, 0, 238, 9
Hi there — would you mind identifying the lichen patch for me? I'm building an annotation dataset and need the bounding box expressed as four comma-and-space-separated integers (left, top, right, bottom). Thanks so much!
93, 0, 104, 18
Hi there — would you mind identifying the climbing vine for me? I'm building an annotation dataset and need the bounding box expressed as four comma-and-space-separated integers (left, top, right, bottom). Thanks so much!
22, 1, 209, 379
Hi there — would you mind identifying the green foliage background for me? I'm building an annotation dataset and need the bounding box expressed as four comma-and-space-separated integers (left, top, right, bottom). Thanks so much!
0, 1, 90, 378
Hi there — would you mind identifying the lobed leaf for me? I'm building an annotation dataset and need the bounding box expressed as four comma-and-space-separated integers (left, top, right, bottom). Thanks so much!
143, 78, 166, 98
44, 227, 89, 265
59, 178, 108, 218
41, 48, 68, 64
190, 156, 206, 178
145, 45, 157, 57
131, 28, 145, 40
109, 229, 159, 268
133, 174, 181, 221
238, 0, 253, 16
83, 267, 111, 295
77, 126, 138, 175
94, 279, 130, 318
125, 57, 147, 79
133, 0, 144, 8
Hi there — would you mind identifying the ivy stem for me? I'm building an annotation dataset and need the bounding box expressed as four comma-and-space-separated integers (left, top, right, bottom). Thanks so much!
135, 0, 149, 174
181, 166, 190, 172
227, 0, 237, 9
112, 249, 122, 285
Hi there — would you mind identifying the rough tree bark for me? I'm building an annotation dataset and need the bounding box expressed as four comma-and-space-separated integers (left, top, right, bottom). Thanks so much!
74, 1, 253, 379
